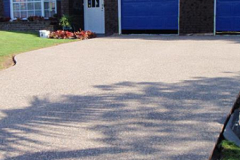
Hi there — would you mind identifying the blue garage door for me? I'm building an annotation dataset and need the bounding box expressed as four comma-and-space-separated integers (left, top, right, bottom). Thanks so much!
217, 0, 240, 32
121, 0, 178, 30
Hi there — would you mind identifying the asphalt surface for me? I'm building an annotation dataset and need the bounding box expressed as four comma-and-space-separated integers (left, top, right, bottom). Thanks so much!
1, 35, 240, 160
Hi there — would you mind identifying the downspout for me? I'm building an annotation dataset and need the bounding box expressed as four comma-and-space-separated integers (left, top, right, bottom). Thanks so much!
118, 0, 122, 34
178, 0, 180, 35
214, 0, 217, 35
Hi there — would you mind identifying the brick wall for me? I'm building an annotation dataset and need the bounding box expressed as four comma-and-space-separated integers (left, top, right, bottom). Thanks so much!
0, 21, 55, 32
180, 0, 214, 34
61, 0, 70, 15
71, 0, 84, 31
0, 0, 4, 17
105, 0, 118, 34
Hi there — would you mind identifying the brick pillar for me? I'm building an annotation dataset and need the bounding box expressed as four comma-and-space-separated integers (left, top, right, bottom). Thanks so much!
0, 0, 4, 17
179, 0, 214, 34
70, 0, 84, 31
61, 0, 70, 15
104, 0, 118, 35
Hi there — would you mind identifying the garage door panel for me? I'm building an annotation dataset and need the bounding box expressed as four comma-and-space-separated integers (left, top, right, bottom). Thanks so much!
217, 1, 240, 17
122, 2, 151, 16
217, 0, 240, 31
217, 2, 233, 16
233, 3, 240, 16
122, 16, 178, 30
121, 0, 178, 30
122, 17, 151, 29
216, 17, 233, 31
151, 2, 178, 16
151, 16, 178, 29
232, 17, 240, 30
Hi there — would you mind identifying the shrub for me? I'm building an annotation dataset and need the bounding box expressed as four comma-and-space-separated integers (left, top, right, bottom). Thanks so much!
75, 30, 97, 40
15, 17, 22, 21
27, 16, 44, 22
49, 30, 96, 40
220, 140, 240, 160
0, 17, 11, 22
59, 15, 72, 28
49, 17, 57, 21
48, 17, 58, 25
49, 30, 75, 39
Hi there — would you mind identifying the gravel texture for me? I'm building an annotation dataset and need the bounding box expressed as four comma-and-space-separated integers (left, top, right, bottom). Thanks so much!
0, 35, 240, 160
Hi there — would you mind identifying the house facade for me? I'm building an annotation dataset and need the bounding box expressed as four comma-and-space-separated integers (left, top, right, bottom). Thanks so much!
1, 0, 240, 35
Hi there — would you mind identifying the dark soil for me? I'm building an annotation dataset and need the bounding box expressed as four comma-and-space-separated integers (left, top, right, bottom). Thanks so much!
1, 56, 16, 69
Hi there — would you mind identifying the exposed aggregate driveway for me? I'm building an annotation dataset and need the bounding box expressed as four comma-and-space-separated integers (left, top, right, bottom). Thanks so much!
1, 35, 240, 160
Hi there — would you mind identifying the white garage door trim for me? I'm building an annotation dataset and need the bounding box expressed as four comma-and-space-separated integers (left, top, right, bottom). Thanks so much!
214, 0, 217, 35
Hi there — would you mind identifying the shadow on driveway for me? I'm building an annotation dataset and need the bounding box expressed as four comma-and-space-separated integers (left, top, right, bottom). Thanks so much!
1, 75, 240, 160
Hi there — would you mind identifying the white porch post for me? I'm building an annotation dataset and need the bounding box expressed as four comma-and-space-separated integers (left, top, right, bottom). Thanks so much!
10, 0, 13, 20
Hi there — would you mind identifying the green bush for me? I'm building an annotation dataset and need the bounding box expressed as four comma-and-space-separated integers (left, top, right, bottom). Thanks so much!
59, 14, 72, 28
220, 140, 240, 160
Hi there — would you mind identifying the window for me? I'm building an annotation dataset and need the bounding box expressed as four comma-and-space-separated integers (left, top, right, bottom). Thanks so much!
88, 0, 99, 8
11, 0, 56, 19
44, 0, 56, 18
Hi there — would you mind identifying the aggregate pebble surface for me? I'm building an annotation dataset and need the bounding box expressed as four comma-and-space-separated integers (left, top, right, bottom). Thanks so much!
0, 35, 240, 160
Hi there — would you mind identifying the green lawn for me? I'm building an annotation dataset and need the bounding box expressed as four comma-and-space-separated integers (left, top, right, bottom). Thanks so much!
220, 140, 240, 160
0, 31, 74, 69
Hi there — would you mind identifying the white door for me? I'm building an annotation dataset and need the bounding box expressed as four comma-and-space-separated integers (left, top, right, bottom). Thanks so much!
84, 0, 105, 34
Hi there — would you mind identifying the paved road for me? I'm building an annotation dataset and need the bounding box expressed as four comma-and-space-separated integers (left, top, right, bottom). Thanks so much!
0, 35, 240, 160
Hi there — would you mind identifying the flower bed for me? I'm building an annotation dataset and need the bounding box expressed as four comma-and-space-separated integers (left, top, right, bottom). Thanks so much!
49, 30, 96, 40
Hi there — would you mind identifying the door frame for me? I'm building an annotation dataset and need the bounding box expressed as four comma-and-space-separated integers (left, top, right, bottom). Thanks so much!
118, 0, 180, 35
84, 0, 105, 34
